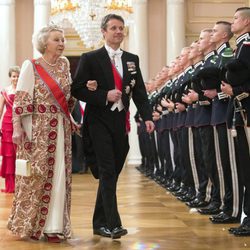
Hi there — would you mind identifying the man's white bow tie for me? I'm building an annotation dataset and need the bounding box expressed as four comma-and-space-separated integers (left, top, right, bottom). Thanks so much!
110, 50, 123, 58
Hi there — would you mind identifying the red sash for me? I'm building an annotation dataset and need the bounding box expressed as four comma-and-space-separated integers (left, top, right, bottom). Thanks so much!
111, 63, 130, 133
32, 59, 70, 120
2, 91, 14, 108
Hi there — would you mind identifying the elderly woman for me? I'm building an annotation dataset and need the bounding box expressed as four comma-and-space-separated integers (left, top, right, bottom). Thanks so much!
7, 25, 78, 243
0, 66, 20, 193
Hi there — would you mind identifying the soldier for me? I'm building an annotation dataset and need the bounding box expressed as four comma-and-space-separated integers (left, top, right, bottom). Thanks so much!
186, 29, 218, 209
170, 47, 196, 199
221, 7, 250, 236
199, 21, 241, 222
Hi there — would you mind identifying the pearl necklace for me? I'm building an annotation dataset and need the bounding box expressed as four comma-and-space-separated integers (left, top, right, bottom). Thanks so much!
41, 56, 57, 67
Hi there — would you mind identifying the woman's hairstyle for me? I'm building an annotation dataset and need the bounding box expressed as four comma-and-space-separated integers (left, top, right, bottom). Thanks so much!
8, 66, 20, 77
32, 24, 64, 54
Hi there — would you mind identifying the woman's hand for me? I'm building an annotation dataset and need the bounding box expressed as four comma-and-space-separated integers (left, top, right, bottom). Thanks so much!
70, 115, 82, 136
87, 80, 98, 91
12, 125, 26, 145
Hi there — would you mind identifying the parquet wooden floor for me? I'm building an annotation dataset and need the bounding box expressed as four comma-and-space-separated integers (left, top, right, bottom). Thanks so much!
1, 166, 250, 250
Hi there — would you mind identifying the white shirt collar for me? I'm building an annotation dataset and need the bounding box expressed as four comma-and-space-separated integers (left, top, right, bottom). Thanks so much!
105, 44, 123, 58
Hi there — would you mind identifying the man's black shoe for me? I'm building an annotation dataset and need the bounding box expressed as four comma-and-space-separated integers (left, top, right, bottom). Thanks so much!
172, 186, 188, 197
233, 226, 250, 236
209, 212, 240, 224
111, 226, 128, 239
198, 207, 221, 215
164, 179, 173, 188
178, 192, 196, 202
198, 203, 221, 215
186, 198, 209, 208
229, 225, 244, 234
167, 183, 180, 192
93, 227, 111, 237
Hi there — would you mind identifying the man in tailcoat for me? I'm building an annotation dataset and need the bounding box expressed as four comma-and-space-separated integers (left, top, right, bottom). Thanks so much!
72, 14, 154, 239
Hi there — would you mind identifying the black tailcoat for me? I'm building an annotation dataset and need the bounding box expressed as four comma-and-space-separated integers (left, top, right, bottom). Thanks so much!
72, 46, 152, 230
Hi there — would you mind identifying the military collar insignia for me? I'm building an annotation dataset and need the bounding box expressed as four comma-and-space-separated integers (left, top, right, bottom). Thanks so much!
217, 42, 230, 55
184, 65, 192, 74
204, 50, 216, 61
178, 72, 184, 79
166, 80, 173, 87
172, 76, 178, 82
194, 60, 203, 69
236, 32, 250, 46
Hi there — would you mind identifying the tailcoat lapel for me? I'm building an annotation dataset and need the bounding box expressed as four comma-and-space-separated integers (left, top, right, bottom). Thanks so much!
96, 46, 115, 89
122, 52, 130, 88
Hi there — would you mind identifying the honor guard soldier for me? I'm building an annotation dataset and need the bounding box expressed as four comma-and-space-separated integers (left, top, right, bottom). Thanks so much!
221, 7, 250, 236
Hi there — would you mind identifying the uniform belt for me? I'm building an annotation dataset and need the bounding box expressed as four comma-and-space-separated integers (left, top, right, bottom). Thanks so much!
162, 110, 169, 116
198, 100, 210, 106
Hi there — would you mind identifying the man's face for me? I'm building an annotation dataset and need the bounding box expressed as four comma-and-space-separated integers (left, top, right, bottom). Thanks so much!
231, 11, 249, 35
102, 18, 124, 47
211, 24, 225, 44
188, 43, 199, 60
179, 48, 190, 67
198, 31, 212, 52
160, 66, 169, 81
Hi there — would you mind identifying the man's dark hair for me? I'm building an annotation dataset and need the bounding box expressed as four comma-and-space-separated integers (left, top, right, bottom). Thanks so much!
215, 21, 233, 39
236, 7, 250, 12
100, 14, 125, 30
235, 7, 250, 18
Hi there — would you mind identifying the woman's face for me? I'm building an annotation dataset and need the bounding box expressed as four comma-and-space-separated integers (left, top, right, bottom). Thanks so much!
10, 71, 19, 87
45, 30, 65, 57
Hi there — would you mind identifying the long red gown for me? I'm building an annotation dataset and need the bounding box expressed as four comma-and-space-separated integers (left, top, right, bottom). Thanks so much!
0, 90, 16, 193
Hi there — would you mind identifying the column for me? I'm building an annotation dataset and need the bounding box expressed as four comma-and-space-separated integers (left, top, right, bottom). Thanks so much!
33, 0, 51, 57
0, 0, 16, 88
127, 0, 148, 166
166, 0, 185, 64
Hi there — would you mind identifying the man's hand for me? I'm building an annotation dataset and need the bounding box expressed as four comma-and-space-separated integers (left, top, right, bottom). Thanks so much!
188, 89, 198, 102
70, 114, 82, 136
221, 81, 233, 96
156, 104, 162, 112
176, 102, 186, 112
203, 89, 217, 99
152, 111, 160, 121
161, 97, 169, 107
145, 120, 155, 133
86, 80, 97, 91
107, 89, 122, 102
182, 94, 192, 104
